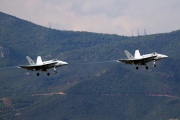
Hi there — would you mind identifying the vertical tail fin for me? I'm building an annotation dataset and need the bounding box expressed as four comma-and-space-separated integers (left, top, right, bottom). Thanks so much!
36, 56, 43, 65
26, 56, 35, 65
134, 50, 141, 59
124, 50, 134, 59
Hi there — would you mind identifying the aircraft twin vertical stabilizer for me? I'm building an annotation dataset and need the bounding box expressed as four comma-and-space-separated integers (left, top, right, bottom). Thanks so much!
119, 50, 168, 70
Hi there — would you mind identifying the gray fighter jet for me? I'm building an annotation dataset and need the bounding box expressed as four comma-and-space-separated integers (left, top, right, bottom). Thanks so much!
119, 50, 168, 70
20, 56, 68, 76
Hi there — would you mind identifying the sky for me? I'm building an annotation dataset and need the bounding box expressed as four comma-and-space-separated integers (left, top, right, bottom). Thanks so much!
0, 0, 180, 36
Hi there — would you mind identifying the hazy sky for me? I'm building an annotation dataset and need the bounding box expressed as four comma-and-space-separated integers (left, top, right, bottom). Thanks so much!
0, 0, 180, 36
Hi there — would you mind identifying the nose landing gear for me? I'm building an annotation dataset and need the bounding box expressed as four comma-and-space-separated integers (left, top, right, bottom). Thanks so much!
153, 61, 156, 67
54, 67, 57, 74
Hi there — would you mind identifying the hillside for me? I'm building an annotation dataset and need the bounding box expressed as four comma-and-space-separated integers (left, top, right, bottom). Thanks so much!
0, 11, 180, 120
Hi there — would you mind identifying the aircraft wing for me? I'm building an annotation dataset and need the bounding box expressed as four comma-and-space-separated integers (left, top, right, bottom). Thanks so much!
19, 62, 58, 71
119, 59, 134, 64
138, 56, 157, 63
119, 56, 157, 65
19, 65, 37, 71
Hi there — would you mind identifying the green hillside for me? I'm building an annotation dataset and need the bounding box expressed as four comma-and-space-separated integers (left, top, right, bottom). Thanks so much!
0, 11, 180, 120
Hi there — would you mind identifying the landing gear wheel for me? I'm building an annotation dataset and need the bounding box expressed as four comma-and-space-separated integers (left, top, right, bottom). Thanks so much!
37, 73, 40, 76
146, 66, 148, 69
153, 64, 156, 67
47, 73, 50, 76
136, 67, 139, 70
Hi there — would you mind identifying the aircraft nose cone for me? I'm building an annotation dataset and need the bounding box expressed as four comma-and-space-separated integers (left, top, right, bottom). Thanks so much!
64, 62, 68, 65
163, 55, 168, 58
160, 55, 168, 59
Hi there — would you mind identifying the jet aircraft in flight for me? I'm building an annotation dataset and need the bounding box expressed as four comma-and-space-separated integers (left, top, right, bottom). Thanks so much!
19, 56, 68, 76
119, 50, 168, 70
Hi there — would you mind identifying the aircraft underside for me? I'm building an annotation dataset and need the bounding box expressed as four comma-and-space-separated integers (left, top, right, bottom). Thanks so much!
119, 50, 168, 70
36, 67, 57, 76
135, 60, 156, 70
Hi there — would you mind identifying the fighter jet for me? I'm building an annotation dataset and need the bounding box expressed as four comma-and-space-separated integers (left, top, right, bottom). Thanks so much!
119, 50, 168, 70
19, 56, 68, 76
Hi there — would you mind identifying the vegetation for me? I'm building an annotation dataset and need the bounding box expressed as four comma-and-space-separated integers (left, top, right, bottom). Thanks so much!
0, 11, 180, 120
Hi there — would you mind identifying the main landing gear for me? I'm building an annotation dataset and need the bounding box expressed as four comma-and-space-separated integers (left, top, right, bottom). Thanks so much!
36, 68, 57, 76
135, 61, 156, 70
37, 73, 40, 76
136, 66, 139, 70
47, 72, 50, 76
36, 72, 50, 76
136, 65, 148, 70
